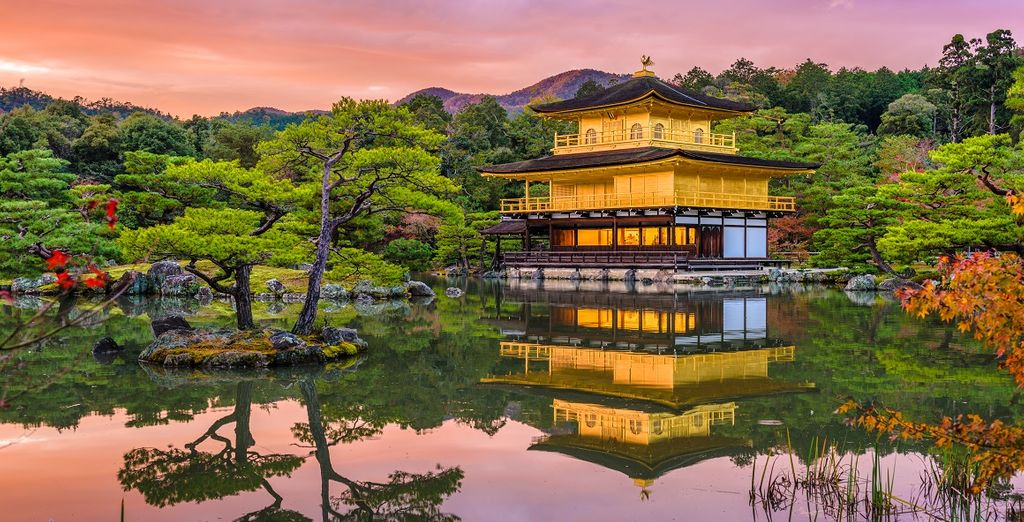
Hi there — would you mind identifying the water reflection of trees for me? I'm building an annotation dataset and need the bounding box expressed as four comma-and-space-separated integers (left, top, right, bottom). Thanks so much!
5, 281, 1020, 518
118, 381, 305, 519
117, 376, 464, 521
296, 377, 463, 521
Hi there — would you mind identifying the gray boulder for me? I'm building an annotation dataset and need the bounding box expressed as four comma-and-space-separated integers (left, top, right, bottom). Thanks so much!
160, 274, 200, 296
844, 274, 877, 291
147, 261, 183, 289
151, 316, 192, 337
92, 336, 121, 355
109, 270, 150, 296
322, 326, 368, 348
269, 330, 304, 351
321, 284, 349, 300
195, 286, 214, 304
878, 278, 924, 292
444, 287, 464, 298
445, 266, 467, 278
266, 279, 287, 296
352, 279, 383, 297
10, 273, 58, 294
405, 280, 435, 298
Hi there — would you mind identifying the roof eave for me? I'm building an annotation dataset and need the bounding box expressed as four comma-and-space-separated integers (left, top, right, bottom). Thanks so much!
531, 91, 752, 116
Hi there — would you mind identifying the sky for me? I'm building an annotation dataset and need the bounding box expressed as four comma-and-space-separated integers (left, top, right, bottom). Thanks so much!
1, 0, 1021, 117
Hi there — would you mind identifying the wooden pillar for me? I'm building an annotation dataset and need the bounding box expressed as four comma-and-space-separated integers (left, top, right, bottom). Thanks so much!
612, 215, 618, 252
524, 229, 530, 252
525, 179, 530, 210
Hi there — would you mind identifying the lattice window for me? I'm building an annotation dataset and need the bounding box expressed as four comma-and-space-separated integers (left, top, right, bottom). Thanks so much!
653, 123, 665, 139
584, 128, 597, 144
630, 123, 643, 140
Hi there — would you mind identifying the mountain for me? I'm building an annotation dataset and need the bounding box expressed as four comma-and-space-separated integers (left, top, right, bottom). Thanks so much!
396, 69, 629, 113
0, 85, 168, 118
218, 106, 326, 129
1, 69, 627, 123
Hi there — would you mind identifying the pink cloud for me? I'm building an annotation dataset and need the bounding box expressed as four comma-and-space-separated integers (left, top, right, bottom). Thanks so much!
0, 0, 1020, 116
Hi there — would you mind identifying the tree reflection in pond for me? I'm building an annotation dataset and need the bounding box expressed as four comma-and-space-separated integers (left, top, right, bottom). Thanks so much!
296, 377, 463, 521
118, 381, 305, 518
117, 376, 464, 521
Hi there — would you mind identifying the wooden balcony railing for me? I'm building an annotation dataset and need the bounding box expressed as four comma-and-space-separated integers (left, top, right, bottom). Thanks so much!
499, 191, 796, 213
503, 251, 690, 269
554, 126, 736, 154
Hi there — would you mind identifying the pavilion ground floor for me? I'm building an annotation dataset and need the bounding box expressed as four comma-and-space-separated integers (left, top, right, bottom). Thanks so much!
484, 208, 784, 270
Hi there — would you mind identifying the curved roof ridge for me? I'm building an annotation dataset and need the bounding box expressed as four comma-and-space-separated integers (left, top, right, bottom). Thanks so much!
531, 75, 754, 114
479, 146, 819, 175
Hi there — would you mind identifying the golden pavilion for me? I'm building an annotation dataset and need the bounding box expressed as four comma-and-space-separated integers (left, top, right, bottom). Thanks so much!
480, 59, 817, 270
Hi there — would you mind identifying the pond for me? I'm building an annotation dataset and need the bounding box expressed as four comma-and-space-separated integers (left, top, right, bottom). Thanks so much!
0, 277, 1019, 521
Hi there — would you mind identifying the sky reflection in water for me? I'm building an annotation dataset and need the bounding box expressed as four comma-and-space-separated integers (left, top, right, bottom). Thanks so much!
0, 278, 1017, 520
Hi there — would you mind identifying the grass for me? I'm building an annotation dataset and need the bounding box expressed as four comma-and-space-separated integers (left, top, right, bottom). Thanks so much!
104, 261, 314, 294
749, 437, 1022, 521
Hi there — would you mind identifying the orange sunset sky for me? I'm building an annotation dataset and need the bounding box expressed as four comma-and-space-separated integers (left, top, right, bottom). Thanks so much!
2, 0, 1022, 117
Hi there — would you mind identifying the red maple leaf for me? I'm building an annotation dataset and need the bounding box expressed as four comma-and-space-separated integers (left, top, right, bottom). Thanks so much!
85, 265, 109, 289
105, 198, 119, 230
46, 250, 70, 270
55, 271, 76, 290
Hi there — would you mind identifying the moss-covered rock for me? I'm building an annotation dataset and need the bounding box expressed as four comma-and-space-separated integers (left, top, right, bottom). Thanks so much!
138, 327, 367, 369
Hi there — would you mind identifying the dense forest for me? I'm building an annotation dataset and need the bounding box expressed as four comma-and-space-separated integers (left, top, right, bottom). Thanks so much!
1, 29, 1023, 286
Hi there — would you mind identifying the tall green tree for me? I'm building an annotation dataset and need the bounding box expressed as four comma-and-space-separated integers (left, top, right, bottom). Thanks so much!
258, 98, 459, 335
971, 29, 1021, 135
72, 113, 122, 180
876, 93, 937, 138
878, 134, 1024, 263
812, 182, 907, 274
400, 94, 452, 134
119, 113, 195, 156
119, 159, 308, 329
0, 149, 117, 276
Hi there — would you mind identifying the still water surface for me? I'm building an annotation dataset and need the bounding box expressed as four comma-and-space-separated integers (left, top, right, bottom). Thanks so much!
0, 278, 1017, 521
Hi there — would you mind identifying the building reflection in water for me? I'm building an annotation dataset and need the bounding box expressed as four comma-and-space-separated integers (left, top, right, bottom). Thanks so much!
482, 285, 814, 495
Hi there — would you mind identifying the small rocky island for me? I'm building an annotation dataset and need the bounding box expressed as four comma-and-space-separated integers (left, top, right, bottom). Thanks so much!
139, 317, 367, 369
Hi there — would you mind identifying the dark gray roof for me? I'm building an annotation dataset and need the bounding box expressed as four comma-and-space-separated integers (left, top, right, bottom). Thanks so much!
531, 76, 755, 114
479, 220, 527, 235
479, 147, 818, 174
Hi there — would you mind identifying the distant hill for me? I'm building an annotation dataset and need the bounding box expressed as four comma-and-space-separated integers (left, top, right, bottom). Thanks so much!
218, 106, 326, 129
396, 69, 629, 113
0, 85, 168, 118
0, 69, 628, 123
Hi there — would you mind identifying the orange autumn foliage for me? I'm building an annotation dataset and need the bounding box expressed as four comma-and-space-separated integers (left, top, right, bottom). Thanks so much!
837, 400, 1024, 494
840, 250, 1024, 493
899, 251, 1024, 385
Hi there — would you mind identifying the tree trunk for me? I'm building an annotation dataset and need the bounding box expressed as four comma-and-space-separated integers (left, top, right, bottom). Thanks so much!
293, 165, 334, 335
300, 377, 335, 522
866, 236, 898, 277
233, 381, 254, 466
234, 264, 255, 330
990, 85, 997, 135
